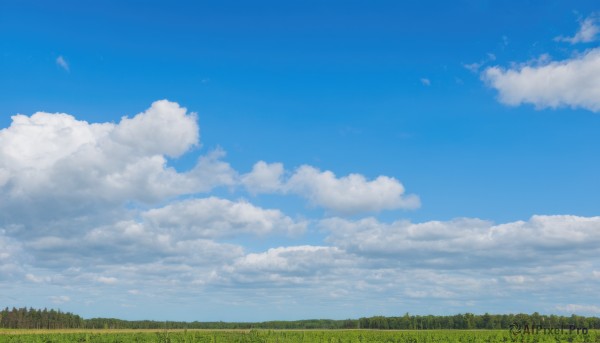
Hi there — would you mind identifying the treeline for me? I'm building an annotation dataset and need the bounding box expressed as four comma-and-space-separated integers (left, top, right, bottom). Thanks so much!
357, 313, 600, 330
83, 318, 358, 330
0, 308, 84, 329
2, 307, 600, 330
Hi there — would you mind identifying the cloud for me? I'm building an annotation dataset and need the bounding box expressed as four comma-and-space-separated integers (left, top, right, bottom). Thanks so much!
56, 56, 69, 72
287, 166, 420, 214
321, 215, 600, 269
187, 148, 238, 192
3, 100, 597, 319
96, 276, 118, 285
112, 99, 199, 158
0, 100, 235, 232
556, 304, 600, 315
241, 161, 284, 194
420, 78, 431, 86
50, 295, 70, 304
0, 231, 24, 281
242, 162, 420, 215
464, 52, 498, 73
556, 15, 600, 44
25, 274, 47, 283
11, 195, 307, 286
482, 48, 600, 111
143, 197, 306, 238
202, 214, 600, 310
218, 246, 351, 286
61, 217, 245, 267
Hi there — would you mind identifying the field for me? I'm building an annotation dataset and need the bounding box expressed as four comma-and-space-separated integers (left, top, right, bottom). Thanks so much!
0, 329, 598, 343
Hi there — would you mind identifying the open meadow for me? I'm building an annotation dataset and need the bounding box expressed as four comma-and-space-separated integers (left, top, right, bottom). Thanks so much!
0, 329, 598, 343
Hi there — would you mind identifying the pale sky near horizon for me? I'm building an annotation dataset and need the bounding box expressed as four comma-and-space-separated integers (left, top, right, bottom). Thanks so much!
1, 0, 600, 321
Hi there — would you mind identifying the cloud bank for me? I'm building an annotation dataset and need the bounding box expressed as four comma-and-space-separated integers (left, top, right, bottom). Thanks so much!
1, 100, 598, 319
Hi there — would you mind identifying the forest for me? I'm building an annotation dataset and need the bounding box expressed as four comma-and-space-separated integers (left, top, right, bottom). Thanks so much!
1, 307, 599, 330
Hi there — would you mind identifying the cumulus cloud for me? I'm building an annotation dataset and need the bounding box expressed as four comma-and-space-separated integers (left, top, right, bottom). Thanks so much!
187, 148, 238, 192
198, 214, 600, 310
321, 215, 600, 268
242, 162, 420, 215
241, 161, 284, 194
218, 246, 351, 286
13, 196, 308, 286
0, 100, 235, 231
111, 99, 199, 158
482, 48, 600, 111
287, 166, 420, 214
143, 197, 306, 238
7, 210, 600, 315
36, 217, 245, 268
556, 15, 600, 44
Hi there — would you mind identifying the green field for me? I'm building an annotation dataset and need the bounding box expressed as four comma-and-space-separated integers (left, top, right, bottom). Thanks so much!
0, 329, 598, 343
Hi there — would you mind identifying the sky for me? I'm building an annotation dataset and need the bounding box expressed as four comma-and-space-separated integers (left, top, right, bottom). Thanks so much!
1, 0, 600, 321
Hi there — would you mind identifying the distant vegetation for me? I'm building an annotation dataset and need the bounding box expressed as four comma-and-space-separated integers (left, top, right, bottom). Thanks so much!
1, 330, 599, 343
1, 307, 599, 330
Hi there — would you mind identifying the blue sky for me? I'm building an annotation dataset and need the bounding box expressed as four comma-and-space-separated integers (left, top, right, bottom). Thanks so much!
1, 0, 600, 321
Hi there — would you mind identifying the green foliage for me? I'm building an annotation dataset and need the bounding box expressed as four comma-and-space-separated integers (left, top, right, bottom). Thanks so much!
0, 308, 84, 329
0, 329, 598, 343
2, 308, 600, 332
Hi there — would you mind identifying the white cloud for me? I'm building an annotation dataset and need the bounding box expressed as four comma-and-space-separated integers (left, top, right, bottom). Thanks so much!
202, 214, 600, 309
556, 304, 600, 314
503, 275, 527, 284
6, 211, 600, 317
420, 78, 431, 86
187, 148, 238, 192
0, 100, 235, 230
25, 274, 44, 283
482, 48, 600, 111
80, 219, 245, 266
112, 100, 198, 158
14, 195, 306, 281
556, 15, 600, 44
50, 295, 70, 304
242, 162, 420, 215
217, 245, 355, 287
229, 246, 346, 274
321, 215, 600, 268
56, 56, 69, 72
96, 276, 118, 285
143, 197, 306, 238
241, 161, 284, 194
287, 165, 420, 214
